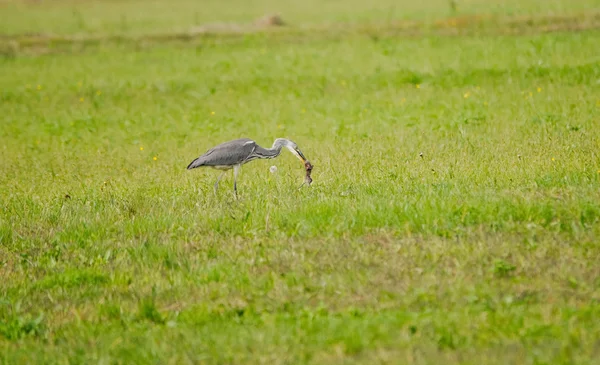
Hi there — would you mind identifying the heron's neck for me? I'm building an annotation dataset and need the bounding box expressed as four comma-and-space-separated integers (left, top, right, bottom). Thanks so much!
266, 144, 284, 157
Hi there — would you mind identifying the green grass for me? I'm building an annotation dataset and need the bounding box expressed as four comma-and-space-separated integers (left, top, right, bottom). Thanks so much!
1, 0, 598, 36
1, 0, 600, 363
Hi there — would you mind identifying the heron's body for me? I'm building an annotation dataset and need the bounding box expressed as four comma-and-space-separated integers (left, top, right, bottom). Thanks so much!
187, 137, 307, 196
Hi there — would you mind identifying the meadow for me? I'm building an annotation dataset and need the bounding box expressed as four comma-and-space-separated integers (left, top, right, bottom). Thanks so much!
1, 0, 600, 363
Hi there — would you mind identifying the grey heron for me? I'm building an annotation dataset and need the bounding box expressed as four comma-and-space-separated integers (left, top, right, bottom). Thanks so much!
186, 137, 308, 195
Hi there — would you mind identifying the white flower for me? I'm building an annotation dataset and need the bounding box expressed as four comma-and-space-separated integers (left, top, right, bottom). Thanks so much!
269, 165, 278, 173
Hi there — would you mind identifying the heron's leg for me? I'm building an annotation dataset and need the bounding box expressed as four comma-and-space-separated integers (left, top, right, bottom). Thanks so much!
233, 164, 241, 198
214, 171, 226, 195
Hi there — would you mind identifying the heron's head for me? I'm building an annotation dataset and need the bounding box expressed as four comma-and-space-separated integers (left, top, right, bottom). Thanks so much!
273, 138, 307, 163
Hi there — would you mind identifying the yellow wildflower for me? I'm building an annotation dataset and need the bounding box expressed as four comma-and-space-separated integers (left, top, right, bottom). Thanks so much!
416, 84, 420, 89
464, 92, 470, 98
153, 156, 157, 161
210, 111, 215, 115
537, 87, 542, 93
140, 147, 144, 151
79, 97, 84, 102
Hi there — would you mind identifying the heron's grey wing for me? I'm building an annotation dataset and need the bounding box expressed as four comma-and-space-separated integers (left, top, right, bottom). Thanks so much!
187, 138, 256, 169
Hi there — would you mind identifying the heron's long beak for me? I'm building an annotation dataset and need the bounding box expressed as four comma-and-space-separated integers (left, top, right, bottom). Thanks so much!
293, 148, 307, 163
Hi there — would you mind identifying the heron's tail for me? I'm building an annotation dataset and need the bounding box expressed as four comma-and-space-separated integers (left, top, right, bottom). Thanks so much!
187, 158, 204, 170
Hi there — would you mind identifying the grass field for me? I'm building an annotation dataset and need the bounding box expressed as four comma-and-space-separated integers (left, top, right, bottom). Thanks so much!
1, 0, 598, 36
1, 0, 600, 363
